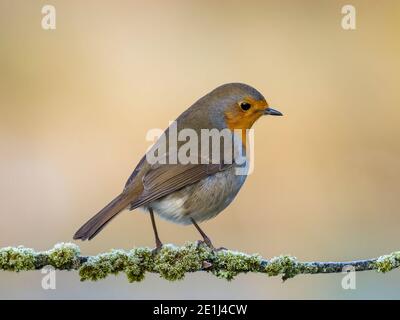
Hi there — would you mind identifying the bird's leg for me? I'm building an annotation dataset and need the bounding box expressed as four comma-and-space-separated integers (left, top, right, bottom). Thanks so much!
190, 218, 217, 250
149, 208, 163, 253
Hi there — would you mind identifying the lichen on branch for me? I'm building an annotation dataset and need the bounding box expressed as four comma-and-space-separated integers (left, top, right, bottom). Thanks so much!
0, 242, 399, 282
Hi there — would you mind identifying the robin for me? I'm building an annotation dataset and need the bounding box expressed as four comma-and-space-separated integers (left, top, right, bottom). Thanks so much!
73, 83, 282, 250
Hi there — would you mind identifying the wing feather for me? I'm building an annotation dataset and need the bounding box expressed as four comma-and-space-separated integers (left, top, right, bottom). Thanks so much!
129, 163, 231, 209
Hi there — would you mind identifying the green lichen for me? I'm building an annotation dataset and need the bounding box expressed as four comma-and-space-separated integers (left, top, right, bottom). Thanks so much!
0, 246, 36, 271
79, 247, 153, 282
153, 243, 212, 281
125, 247, 152, 282
79, 243, 214, 282
264, 255, 299, 280
2, 242, 400, 282
47, 242, 81, 269
375, 252, 400, 273
212, 250, 262, 280
79, 250, 129, 281
124, 259, 145, 282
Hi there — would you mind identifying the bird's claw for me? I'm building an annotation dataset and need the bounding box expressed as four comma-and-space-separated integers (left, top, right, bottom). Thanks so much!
195, 240, 227, 252
195, 239, 212, 249
214, 246, 228, 252
151, 242, 163, 255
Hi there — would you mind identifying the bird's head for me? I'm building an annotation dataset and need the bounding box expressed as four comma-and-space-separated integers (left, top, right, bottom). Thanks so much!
205, 83, 282, 131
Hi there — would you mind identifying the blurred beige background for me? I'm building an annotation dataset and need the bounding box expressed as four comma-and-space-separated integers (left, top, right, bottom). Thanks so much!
1, 0, 400, 299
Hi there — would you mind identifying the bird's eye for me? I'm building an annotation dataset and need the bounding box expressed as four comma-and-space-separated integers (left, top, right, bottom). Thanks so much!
240, 102, 251, 111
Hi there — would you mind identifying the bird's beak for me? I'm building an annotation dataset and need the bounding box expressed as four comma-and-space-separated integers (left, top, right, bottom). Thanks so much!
264, 107, 283, 116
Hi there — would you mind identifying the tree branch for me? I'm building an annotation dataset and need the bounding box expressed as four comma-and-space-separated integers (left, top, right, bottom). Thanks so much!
0, 242, 399, 281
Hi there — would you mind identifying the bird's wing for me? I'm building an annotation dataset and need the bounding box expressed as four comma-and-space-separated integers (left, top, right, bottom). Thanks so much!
129, 162, 232, 209
124, 155, 147, 189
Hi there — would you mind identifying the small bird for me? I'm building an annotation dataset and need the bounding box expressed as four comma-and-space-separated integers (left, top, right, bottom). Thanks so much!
73, 83, 282, 250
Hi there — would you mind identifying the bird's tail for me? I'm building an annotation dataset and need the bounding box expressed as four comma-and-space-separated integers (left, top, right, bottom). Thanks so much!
73, 192, 132, 241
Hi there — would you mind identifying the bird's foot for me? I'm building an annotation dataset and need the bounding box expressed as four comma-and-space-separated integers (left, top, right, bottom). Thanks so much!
195, 239, 227, 252
151, 240, 163, 255
214, 246, 228, 252
195, 239, 208, 249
